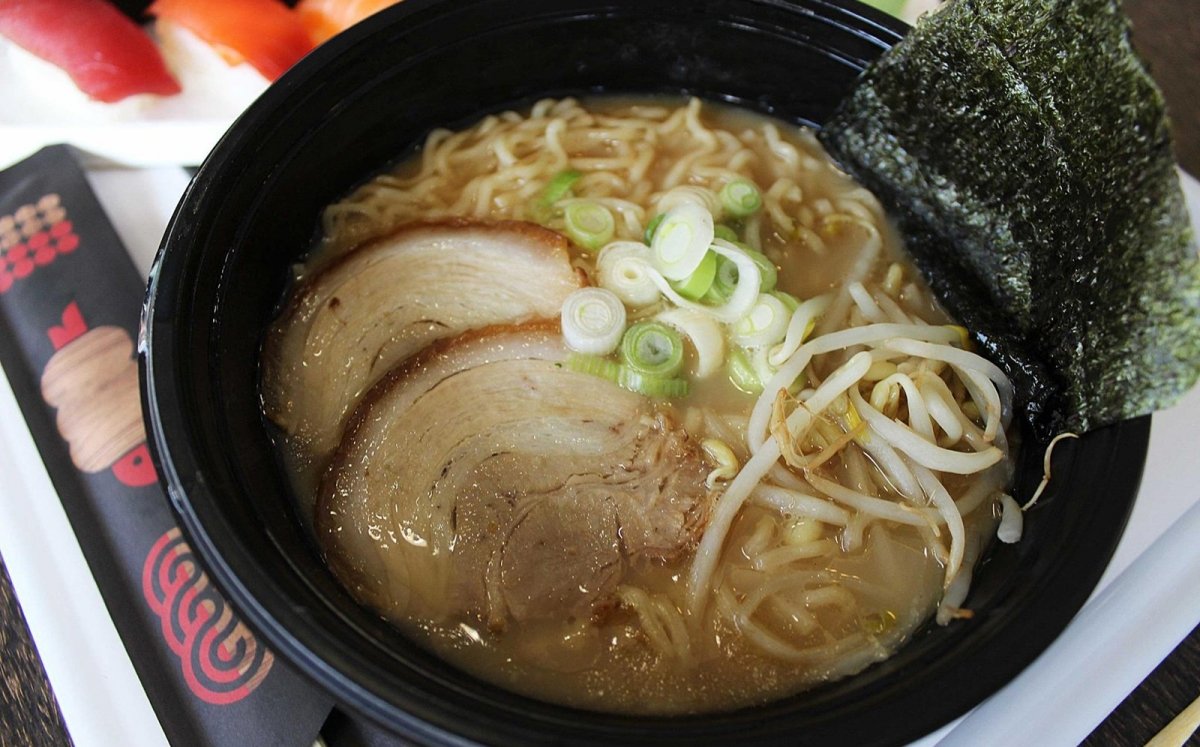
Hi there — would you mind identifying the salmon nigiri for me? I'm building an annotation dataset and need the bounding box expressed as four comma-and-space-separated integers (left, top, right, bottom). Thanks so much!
296, 0, 402, 45
148, 0, 314, 82
0, 0, 180, 103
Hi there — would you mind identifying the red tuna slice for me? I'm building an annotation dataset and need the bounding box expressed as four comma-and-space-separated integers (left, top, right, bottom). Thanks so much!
0, 0, 181, 103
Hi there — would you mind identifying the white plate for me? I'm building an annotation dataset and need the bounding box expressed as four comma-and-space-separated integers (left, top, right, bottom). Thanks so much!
0, 26, 270, 169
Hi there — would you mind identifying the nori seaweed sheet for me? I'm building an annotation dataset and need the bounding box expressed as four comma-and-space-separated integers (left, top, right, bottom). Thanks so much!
820, 0, 1200, 437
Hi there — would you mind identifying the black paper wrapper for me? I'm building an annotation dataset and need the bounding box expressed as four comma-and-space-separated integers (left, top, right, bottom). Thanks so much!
0, 146, 333, 747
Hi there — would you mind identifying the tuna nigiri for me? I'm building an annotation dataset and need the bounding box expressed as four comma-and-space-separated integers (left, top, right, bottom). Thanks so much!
148, 0, 314, 82
296, 0, 402, 45
0, 0, 180, 103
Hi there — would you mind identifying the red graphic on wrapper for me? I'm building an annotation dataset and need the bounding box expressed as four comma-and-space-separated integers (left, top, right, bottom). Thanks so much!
40, 302, 158, 485
0, 194, 78, 293
48, 301, 87, 349
112, 443, 158, 487
143, 528, 274, 704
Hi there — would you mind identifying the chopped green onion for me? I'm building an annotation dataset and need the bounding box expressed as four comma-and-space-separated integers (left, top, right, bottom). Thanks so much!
710, 244, 777, 298
701, 281, 729, 306
655, 308, 725, 379
596, 241, 660, 307
750, 346, 779, 387
731, 293, 790, 348
710, 254, 739, 302
743, 246, 778, 292
638, 238, 758, 324
773, 290, 801, 313
530, 170, 582, 224
541, 169, 582, 205
564, 201, 615, 251
561, 287, 626, 355
566, 352, 621, 382
638, 239, 762, 323
727, 349, 762, 393
707, 240, 763, 321
656, 185, 722, 216
644, 213, 665, 244
720, 178, 763, 217
620, 321, 684, 378
618, 367, 689, 398
650, 202, 714, 280
714, 224, 739, 242
749, 346, 804, 395
669, 250, 717, 301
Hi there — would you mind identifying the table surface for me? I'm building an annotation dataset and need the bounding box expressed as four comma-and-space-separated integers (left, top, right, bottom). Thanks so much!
1, 3, 1198, 746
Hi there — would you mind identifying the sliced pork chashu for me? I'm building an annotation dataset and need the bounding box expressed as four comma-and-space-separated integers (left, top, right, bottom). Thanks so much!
316, 322, 711, 630
262, 220, 584, 460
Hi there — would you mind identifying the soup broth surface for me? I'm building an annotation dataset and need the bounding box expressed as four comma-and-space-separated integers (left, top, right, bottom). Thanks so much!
264, 97, 1010, 714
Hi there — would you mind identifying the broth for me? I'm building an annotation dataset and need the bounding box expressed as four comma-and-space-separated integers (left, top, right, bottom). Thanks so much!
262, 97, 1012, 714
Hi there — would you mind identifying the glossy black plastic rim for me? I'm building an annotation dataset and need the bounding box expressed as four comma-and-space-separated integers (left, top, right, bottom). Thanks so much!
140, 1, 1150, 744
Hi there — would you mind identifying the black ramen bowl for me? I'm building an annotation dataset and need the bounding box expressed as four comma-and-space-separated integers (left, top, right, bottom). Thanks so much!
140, 0, 1150, 744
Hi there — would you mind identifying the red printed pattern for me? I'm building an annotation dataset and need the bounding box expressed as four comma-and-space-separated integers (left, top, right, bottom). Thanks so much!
48, 301, 87, 350
142, 529, 273, 704
0, 194, 78, 293
41, 302, 158, 484
112, 443, 159, 487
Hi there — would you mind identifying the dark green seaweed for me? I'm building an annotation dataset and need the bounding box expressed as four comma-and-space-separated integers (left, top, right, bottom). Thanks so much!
820, 0, 1200, 436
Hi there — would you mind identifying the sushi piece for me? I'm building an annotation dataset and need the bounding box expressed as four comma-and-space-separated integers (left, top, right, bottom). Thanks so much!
148, 0, 314, 82
0, 0, 180, 103
154, 19, 274, 115
296, 0, 402, 44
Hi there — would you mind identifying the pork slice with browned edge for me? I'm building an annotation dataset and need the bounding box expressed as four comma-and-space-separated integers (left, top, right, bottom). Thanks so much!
315, 322, 712, 631
262, 220, 584, 464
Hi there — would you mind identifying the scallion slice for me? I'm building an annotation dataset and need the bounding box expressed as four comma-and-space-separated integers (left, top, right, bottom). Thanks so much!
617, 367, 689, 398
644, 213, 665, 244
714, 224, 739, 243
564, 201, 616, 251
561, 287, 627, 355
656, 308, 725, 378
620, 321, 684, 378
650, 202, 714, 280
731, 293, 790, 348
743, 246, 778, 292
642, 239, 762, 323
596, 241, 660, 307
669, 250, 717, 301
720, 178, 763, 217
541, 169, 582, 204
530, 169, 582, 223
656, 185, 721, 216
773, 290, 801, 313
750, 346, 779, 388
727, 349, 762, 393
709, 243, 776, 299
701, 281, 730, 306
566, 352, 621, 382
711, 254, 739, 300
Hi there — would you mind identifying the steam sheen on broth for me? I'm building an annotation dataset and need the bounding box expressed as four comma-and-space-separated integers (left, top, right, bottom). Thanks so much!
262, 98, 1016, 714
